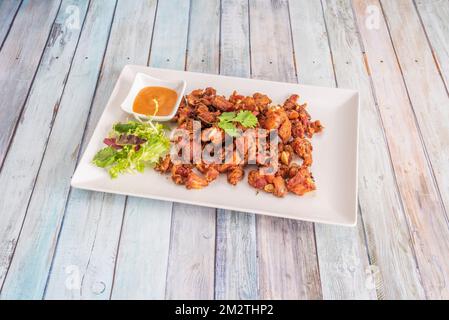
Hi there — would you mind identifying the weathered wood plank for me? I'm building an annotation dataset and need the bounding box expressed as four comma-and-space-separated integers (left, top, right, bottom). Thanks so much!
164, 0, 217, 300
323, 0, 425, 299
215, 0, 258, 300
289, 0, 375, 300
415, 0, 449, 89
220, 0, 251, 77
0, 0, 89, 294
149, 0, 190, 70
0, 0, 117, 299
45, 192, 126, 300
111, 198, 172, 299
0, 0, 60, 168
249, 0, 322, 299
0, 0, 22, 49
382, 0, 449, 220
45, 0, 158, 300
215, 210, 258, 299
353, 0, 449, 299
165, 204, 216, 299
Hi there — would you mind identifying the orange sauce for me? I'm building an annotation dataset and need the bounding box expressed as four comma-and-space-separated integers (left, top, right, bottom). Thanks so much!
132, 86, 178, 116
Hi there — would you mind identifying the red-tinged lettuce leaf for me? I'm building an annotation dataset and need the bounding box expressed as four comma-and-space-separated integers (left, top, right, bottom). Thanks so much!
103, 137, 122, 150
116, 134, 147, 146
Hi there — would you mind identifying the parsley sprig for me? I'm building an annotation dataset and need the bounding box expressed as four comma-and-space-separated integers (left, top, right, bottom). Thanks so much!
218, 110, 258, 137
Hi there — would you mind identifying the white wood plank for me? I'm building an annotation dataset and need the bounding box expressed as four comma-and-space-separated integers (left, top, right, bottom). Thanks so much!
215, 210, 258, 299
45, 192, 126, 300
165, 204, 216, 299
149, 0, 190, 70
0, 0, 60, 167
163, 0, 217, 300
322, 0, 425, 299
289, 0, 375, 300
0, 0, 21, 48
353, 0, 449, 299
45, 0, 158, 300
220, 0, 251, 78
415, 0, 449, 89
215, 0, 258, 300
249, 0, 322, 299
0, 0, 89, 293
0, 0, 117, 299
111, 198, 172, 300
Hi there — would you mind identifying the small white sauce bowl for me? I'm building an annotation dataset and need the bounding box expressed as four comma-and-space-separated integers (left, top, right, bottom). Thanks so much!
121, 72, 186, 122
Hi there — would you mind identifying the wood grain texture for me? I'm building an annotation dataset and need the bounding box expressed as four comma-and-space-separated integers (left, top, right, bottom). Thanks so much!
215, 0, 259, 300
165, 204, 216, 299
323, 0, 425, 299
0, 0, 60, 167
215, 210, 258, 299
0, 0, 89, 294
164, 0, 217, 300
45, 0, 158, 300
0, 0, 117, 299
353, 0, 449, 299
249, 0, 322, 299
45, 192, 126, 300
111, 198, 172, 299
415, 0, 449, 89
149, 0, 190, 70
0, 0, 22, 48
220, 0, 251, 78
289, 0, 375, 300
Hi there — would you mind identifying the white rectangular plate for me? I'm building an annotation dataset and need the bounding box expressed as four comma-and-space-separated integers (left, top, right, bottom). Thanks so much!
72, 65, 359, 226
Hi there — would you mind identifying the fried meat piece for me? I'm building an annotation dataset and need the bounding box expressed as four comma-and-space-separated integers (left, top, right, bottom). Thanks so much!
262, 108, 286, 130
307, 120, 324, 137
227, 166, 244, 185
212, 96, 234, 111
196, 104, 218, 124
155, 155, 172, 173
291, 137, 313, 167
278, 118, 292, 142
248, 170, 269, 190
201, 126, 224, 145
272, 175, 287, 197
196, 163, 220, 183
253, 93, 272, 109
171, 164, 192, 185
287, 166, 316, 196
186, 172, 209, 189
283, 94, 299, 110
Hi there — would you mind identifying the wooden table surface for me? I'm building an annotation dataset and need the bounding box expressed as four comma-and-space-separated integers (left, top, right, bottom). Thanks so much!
0, 0, 448, 300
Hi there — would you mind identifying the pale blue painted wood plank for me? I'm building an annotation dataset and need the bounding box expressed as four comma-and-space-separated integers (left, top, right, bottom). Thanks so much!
0, 0, 89, 293
215, 0, 259, 300
0, 0, 22, 49
45, 0, 158, 300
110, 198, 172, 300
165, 204, 216, 299
162, 0, 217, 299
45, 191, 126, 299
219, 0, 250, 78
0, 0, 60, 168
149, 0, 190, 69
249, 0, 322, 299
215, 210, 258, 299
0, 0, 117, 299
289, 0, 375, 300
